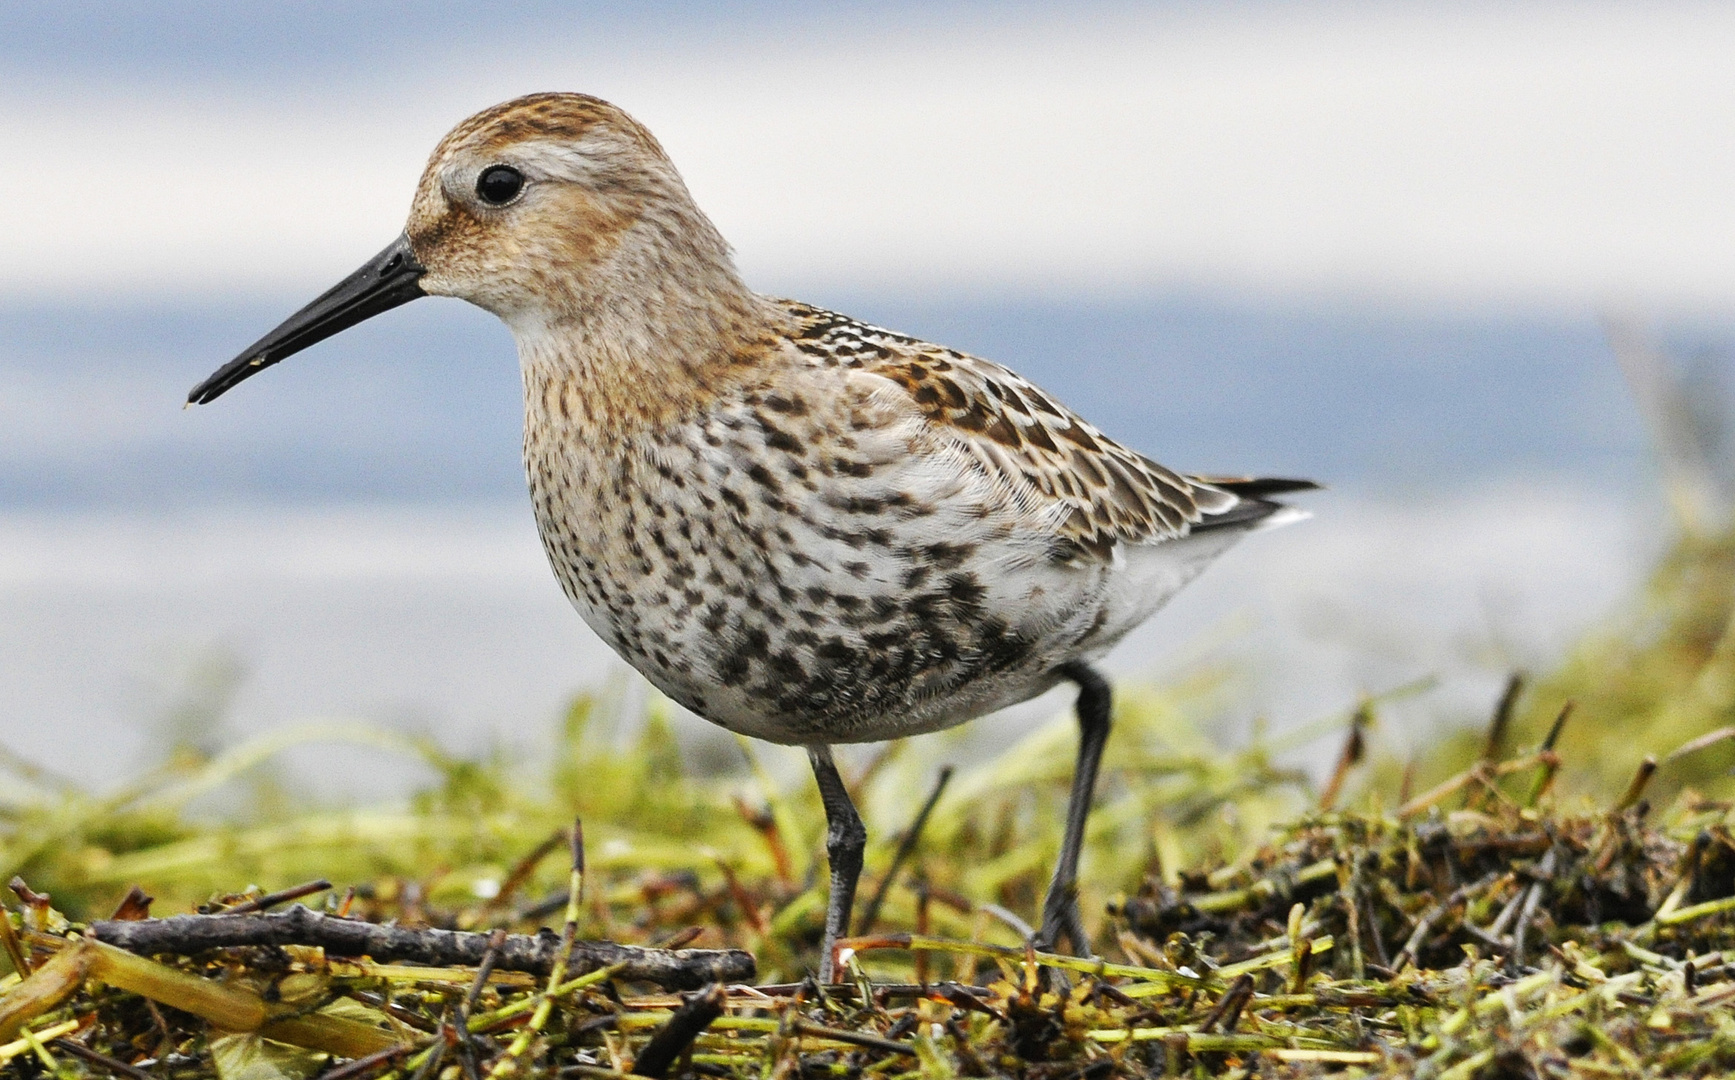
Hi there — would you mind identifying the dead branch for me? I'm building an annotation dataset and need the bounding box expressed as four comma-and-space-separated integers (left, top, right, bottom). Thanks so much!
630, 983, 726, 1077
88, 904, 753, 990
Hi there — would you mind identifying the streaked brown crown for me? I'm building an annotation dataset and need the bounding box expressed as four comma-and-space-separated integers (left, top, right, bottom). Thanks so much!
427, 92, 669, 165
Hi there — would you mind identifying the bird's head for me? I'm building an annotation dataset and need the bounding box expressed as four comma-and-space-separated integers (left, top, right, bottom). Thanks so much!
189, 92, 741, 405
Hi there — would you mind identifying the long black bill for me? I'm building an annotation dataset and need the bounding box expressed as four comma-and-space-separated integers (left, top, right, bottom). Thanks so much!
187, 233, 427, 405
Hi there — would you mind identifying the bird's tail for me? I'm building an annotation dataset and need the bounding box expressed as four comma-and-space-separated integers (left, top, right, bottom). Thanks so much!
1188, 476, 1320, 533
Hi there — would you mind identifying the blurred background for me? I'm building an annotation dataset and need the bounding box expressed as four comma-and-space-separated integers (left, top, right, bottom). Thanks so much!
2, 0, 1730, 795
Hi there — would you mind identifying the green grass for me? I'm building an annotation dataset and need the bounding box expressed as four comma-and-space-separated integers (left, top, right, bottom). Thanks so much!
1, 521, 1734, 1076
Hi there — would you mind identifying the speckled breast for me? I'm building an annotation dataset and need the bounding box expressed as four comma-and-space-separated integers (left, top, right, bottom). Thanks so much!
520, 371, 1112, 746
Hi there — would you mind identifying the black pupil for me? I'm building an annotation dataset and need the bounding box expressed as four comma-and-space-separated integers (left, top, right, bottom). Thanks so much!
477, 166, 523, 205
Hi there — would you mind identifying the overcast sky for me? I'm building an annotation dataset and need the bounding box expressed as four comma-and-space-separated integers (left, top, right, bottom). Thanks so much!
3, 1, 1733, 312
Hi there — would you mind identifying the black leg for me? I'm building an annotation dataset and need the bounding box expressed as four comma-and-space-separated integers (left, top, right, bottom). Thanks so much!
809, 745, 867, 981
1036, 662, 1112, 956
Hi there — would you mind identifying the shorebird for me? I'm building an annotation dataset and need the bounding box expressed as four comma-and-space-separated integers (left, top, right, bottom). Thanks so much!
189, 93, 1314, 978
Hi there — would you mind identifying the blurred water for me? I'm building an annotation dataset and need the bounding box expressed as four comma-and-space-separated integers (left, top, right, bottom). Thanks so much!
0, 287, 1684, 795
1, 271, 1703, 804
0, 482, 1654, 797
0, 294, 1652, 507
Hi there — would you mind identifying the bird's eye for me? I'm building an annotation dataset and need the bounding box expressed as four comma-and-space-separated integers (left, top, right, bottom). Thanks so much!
476, 165, 524, 206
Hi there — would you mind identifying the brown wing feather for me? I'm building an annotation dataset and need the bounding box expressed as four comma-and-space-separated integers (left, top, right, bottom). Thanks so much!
1188, 476, 1322, 498
780, 301, 1237, 559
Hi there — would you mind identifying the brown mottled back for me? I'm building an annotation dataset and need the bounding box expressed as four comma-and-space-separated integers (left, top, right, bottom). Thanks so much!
779, 301, 1234, 561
